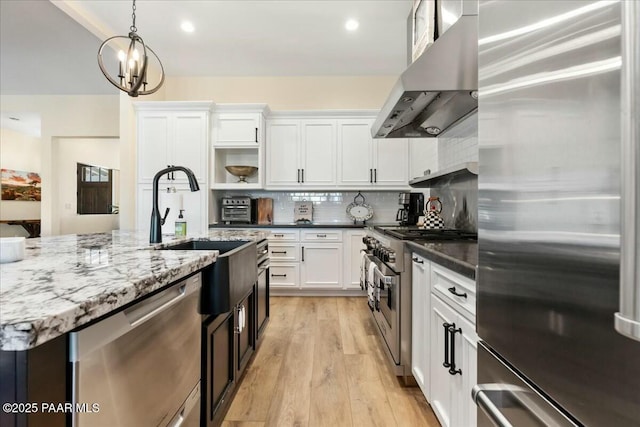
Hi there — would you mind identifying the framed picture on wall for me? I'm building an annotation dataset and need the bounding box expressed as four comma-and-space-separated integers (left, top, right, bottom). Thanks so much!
1, 169, 41, 201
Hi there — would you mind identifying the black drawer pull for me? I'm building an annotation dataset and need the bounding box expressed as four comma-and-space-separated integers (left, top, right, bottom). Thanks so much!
316, 234, 327, 238
273, 234, 284, 237
271, 273, 287, 278
448, 287, 468, 298
412, 257, 424, 264
271, 251, 287, 254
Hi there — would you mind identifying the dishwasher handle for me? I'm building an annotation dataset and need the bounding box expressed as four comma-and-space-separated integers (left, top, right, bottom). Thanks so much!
126, 284, 186, 327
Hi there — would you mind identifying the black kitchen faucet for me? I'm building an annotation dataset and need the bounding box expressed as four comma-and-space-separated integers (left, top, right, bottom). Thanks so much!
150, 166, 200, 244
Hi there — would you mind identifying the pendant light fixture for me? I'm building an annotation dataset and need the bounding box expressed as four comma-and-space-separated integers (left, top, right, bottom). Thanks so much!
97, 0, 164, 97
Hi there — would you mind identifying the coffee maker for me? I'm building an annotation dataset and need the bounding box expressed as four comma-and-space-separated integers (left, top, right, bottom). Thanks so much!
396, 192, 424, 226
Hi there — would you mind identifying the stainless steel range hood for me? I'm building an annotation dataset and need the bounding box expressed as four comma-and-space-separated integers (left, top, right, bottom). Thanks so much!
372, 8, 478, 139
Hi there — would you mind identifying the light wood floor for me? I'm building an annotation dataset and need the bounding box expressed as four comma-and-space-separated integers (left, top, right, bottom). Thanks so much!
222, 297, 440, 427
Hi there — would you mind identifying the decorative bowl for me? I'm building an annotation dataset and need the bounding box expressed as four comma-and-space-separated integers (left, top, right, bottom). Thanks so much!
225, 166, 258, 183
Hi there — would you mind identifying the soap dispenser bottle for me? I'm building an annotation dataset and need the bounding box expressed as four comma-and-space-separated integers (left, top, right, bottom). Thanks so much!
175, 210, 187, 237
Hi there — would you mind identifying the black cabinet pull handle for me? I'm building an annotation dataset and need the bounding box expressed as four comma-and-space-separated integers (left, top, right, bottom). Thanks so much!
316, 234, 327, 238
443, 322, 452, 368
412, 257, 424, 264
448, 325, 462, 375
271, 273, 287, 277
297, 169, 300, 183
301, 169, 304, 183
273, 234, 284, 237
374, 168, 377, 183
271, 251, 287, 254
370, 169, 373, 183
448, 287, 468, 298
302, 246, 305, 261
255, 127, 258, 143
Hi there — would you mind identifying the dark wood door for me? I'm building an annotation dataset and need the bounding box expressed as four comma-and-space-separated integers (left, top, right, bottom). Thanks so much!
204, 312, 234, 427
237, 287, 255, 374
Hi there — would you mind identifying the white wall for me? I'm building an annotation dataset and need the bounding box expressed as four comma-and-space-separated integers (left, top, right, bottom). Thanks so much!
0, 127, 41, 237
0, 95, 120, 235
56, 138, 119, 235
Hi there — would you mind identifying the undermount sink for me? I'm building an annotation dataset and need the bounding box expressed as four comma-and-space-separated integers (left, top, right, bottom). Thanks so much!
159, 240, 257, 315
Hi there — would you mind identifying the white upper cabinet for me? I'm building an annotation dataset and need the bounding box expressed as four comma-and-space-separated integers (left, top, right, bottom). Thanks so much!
337, 119, 375, 186
266, 119, 300, 186
135, 102, 212, 185
266, 118, 337, 188
373, 138, 409, 186
300, 120, 336, 186
337, 118, 409, 189
213, 113, 262, 147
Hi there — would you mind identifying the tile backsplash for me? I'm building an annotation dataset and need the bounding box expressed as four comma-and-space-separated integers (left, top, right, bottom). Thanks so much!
213, 190, 410, 224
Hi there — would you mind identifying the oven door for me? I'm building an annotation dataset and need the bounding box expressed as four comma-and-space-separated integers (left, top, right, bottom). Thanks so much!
373, 263, 401, 364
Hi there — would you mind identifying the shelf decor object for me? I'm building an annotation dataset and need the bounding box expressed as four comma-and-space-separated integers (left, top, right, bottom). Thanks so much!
225, 166, 258, 183
346, 192, 374, 224
97, 0, 164, 97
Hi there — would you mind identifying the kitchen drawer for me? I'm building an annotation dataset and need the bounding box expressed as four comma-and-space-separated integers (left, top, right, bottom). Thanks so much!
431, 263, 476, 322
268, 243, 299, 261
269, 264, 299, 287
267, 229, 300, 242
301, 229, 343, 242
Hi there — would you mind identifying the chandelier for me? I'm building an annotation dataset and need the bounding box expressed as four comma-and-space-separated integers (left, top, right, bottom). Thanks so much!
97, 0, 164, 97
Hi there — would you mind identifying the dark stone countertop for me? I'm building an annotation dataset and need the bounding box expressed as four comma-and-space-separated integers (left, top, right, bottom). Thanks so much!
406, 240, 478, 280
209, 223, 398, 229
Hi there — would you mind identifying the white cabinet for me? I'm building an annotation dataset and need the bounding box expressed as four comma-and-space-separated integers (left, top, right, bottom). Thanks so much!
266, 120, 300, 186
136, 103, 211, 185
265, 228, 364, 293
266, 119, 336, 187
411, 253, 431, 401
428, 263, 478, 427
135, 102, 212, 235
344, 230, 366, 289
213, 113, 262, 146
300, 243, 343, 289
336, 119, 409, 189
211, 104, 268, 189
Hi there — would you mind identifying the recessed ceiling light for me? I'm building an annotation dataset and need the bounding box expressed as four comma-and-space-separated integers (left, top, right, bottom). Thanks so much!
181, 21, 195, 33
345, 19, 359, 32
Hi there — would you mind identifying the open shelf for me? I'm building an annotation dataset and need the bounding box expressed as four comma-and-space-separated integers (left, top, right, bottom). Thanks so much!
211, 147, 262, 188
409, 162, 478, 188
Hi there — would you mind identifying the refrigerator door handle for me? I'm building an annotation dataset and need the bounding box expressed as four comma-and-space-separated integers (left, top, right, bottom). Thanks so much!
616, 0, 640, 342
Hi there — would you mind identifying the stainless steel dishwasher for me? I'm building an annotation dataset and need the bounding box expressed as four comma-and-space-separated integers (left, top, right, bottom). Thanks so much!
69, 273, 202, 427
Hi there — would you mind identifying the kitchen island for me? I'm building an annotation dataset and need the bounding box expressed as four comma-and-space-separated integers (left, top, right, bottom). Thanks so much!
0, 228, 268, 427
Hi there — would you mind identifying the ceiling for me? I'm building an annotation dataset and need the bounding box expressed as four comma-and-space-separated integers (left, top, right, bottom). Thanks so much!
0, 0, 412, 96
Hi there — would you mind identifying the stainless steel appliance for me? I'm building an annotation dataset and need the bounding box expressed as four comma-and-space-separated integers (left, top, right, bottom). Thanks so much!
372, 0, 478, 138
474, 1, 640, 426
70, 273, 202, 427
363, 226, 477, 385
221, 196, 255, 224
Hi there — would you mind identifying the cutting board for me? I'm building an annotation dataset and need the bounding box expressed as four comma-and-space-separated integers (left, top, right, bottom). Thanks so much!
257, 198, 273, 224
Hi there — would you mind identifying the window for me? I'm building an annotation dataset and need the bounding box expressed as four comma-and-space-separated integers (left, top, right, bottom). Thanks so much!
77, 163, 116, 214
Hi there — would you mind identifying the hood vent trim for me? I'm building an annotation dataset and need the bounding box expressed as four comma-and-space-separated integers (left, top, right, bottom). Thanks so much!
372, 14, 478, 139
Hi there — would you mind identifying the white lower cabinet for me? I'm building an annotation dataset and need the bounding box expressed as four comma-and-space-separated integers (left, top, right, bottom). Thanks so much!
300, 243, 343, 288
429, 285, 478, 427
344, 230, 366, 289
411, 254, 431, 400
266, 228, 364, 293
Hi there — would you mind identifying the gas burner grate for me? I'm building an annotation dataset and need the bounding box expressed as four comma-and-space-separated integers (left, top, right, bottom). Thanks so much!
380, 227, 477, 241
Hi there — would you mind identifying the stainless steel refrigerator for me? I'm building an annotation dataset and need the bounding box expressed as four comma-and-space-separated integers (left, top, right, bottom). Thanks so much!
475, 1, 640, 426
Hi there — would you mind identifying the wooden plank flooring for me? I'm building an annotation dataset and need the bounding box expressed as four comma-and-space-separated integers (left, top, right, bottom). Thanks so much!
222, 297, 440, 427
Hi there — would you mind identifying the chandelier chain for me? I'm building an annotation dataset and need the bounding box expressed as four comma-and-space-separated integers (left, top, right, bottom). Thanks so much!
130, 0, 137, 33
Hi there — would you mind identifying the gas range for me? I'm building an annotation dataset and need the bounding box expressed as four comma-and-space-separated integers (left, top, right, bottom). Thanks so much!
362, 225, 477, 385
373, 226, 478, 241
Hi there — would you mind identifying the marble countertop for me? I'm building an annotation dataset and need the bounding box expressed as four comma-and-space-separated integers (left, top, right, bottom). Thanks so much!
406, 240, 478, 279
0, 229, 269, 351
